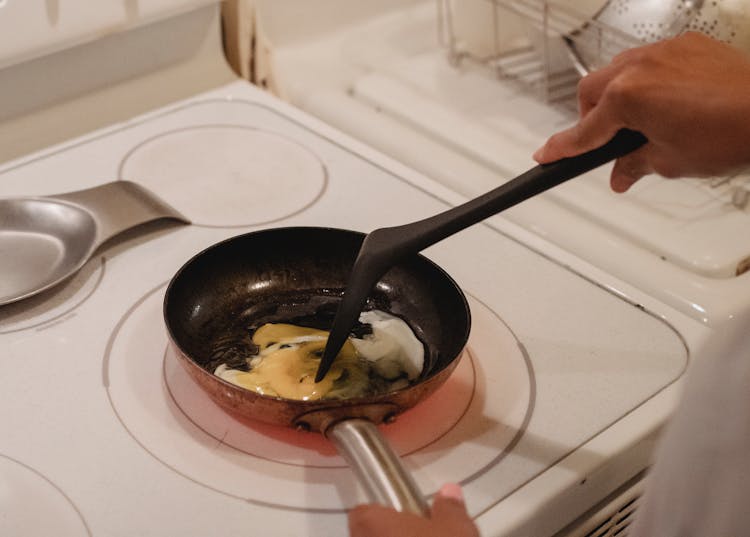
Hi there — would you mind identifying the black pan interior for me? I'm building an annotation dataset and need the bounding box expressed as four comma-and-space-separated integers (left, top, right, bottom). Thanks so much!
164, 227, 471, 381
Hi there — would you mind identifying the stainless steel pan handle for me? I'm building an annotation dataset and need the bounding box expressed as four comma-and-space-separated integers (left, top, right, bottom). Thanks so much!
327, 418, 430, 516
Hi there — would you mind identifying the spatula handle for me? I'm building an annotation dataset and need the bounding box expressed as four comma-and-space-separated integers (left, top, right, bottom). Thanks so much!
316, 129, 646, 382
381, 128, 647, 259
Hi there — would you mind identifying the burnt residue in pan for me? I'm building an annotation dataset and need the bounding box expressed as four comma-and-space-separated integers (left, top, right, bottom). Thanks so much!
165, 227, 470, 393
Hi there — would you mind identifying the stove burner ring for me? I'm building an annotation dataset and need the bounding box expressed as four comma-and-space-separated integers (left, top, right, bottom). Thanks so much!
118, 125, 327, 229
103, 283, 533, 511
0, 256, 105, 335
0, 453, 91, 536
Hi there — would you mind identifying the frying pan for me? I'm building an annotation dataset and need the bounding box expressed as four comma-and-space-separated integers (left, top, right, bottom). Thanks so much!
163, 227, 471, 514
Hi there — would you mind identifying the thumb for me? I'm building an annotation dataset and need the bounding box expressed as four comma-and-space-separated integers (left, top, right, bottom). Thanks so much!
430, 484, 479, 535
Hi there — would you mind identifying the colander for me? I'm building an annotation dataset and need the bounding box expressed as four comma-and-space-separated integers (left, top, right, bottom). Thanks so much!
566, 0, 750, 74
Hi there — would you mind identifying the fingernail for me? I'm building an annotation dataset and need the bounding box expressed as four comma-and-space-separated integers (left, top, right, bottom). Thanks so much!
532, 146, 544, 161
438, 483, 464, 502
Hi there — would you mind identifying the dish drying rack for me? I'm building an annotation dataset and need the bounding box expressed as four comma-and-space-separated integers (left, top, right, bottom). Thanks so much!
436, 0, 640, 107
435, 0, 750, 209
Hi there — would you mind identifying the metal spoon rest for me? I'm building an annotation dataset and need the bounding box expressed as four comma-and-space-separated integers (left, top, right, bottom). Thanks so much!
0, 181, 188, 306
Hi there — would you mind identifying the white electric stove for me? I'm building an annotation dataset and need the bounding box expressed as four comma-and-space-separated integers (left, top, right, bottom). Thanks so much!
0, 2, 719, 537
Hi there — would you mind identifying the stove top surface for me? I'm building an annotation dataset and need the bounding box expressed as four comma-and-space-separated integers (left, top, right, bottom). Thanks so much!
0, 81, 693, 537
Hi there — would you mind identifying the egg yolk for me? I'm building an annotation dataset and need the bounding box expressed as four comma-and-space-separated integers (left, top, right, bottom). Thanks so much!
226, 323, 359, 401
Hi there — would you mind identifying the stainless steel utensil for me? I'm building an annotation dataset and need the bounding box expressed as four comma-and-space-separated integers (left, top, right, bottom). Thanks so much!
566, 0, 705, 74
315, 128, 647, 382
0, 181, 188, 306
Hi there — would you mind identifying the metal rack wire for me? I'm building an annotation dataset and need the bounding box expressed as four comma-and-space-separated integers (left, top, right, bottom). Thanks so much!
436, 0, 639, 106
435, 0, 750, 210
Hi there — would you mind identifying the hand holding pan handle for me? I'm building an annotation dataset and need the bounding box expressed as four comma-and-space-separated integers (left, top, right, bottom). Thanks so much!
316, 129, 648, 382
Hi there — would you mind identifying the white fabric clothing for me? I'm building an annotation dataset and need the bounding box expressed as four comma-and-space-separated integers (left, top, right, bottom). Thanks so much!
629, 319, 750, 537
